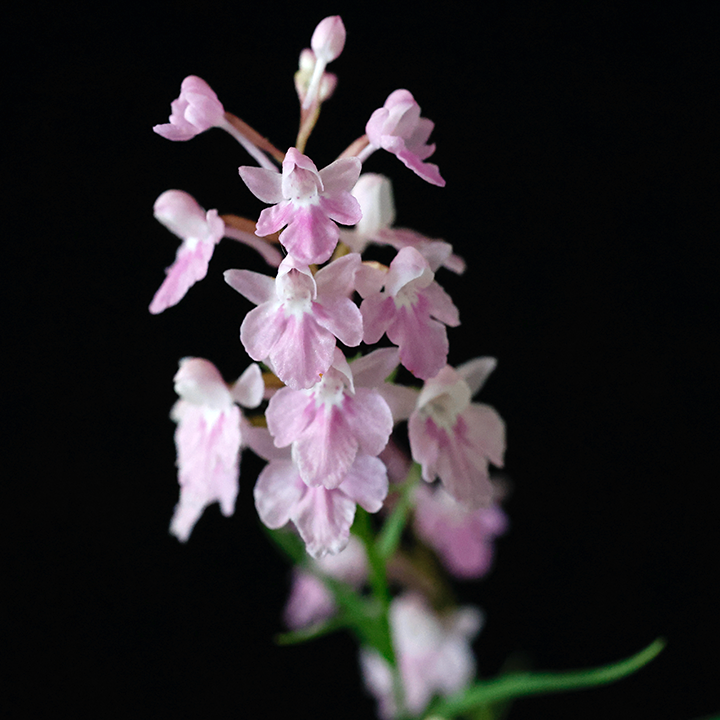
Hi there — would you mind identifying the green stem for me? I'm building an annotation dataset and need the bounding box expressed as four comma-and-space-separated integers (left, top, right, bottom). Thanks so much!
429, 639, 665, 718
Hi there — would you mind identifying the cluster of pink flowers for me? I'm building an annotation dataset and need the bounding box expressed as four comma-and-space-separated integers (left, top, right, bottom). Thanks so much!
149, 15, 508, 718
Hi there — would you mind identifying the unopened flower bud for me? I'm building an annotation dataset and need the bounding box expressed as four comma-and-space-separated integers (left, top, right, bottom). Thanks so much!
311, 15, 346, 63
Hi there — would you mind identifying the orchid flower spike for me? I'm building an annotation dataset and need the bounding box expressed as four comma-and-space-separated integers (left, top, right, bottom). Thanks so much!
239, 148, 362, 265
153, 76, 225, 141
364, 89, 445, 186
302, 16, 346, 110
169, 359, 264, 541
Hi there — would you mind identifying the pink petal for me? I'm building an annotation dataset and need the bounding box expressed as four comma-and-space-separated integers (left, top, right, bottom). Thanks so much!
293, 485, 356, 558
422, 282, 460, 327
149, 240, 214, 314
280, 204, 339, 265
293, 404, 358, 489
266, 387, 317, 447
238, 166, 284, 204
457, 357, 497, 397
230, 363, 264, 408
223, 269, 276, 305
344, 388, 393, 457
312, 297, 363, 348
350, 347, 401, 389
360, 294, 395, 345
270, 312, 337, 390
240, 302, 288, 361
462, 404, 506, 468
392, 142, 445, 187
254, 459, 306, 528
256, 200, 295, 236
314, 252, 361, 298
339, 455, 388, 513
408, 413, 441, 482
387, 302, 449, 380
318, 157, 362, 194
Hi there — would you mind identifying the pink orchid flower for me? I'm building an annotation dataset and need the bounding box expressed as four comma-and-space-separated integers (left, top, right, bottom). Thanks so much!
252, 427, 387, 558
413, 482, 508, 579
150, 190, 281, 315
358, 246, 460, 380
224, 253, 362, 390
408, 358, 506, 508
364, 89, 445, 187
360, 593, 482, 719
149, 190, 225, 314
265, 348, 397, 489
239, 147, 362, 265
169, 359, 264, 541
153, 75, 225, 141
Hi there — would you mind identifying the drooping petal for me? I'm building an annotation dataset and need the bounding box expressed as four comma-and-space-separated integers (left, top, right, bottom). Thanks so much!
270, 312, 337, 390
280, 203, 339, 265
149, 239, 215, 314
293, 484, 356, 558
292, 404, 359, 489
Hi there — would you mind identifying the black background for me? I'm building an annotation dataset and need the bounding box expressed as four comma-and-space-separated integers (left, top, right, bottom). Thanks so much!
6, 2, 718, 718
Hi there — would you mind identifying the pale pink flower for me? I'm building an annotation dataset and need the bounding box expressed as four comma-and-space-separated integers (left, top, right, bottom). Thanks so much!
265, 348, 397, 489
150, 190, 281, 315
169, 359, 264, 541
153, 76, 225, 141
413, 483, 508, 579
358, 246, 460, 380
360, 593, 482, 719
408, 358, 506, 508
284, 535, 367, 628
339, 174, 465, 273
239, 147, 362, 265
224, 253, 362, 390
364, 90, 445, 187
254, 439, 388, 558
149, 190, 225, 314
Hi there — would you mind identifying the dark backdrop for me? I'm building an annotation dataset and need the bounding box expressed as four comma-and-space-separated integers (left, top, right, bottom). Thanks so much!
7, 2, 718, 718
